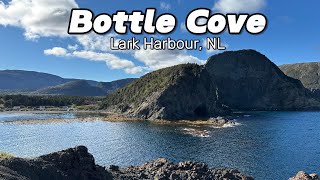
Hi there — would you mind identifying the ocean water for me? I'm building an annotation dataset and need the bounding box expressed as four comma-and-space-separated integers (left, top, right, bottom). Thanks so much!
0, 111, 319, 180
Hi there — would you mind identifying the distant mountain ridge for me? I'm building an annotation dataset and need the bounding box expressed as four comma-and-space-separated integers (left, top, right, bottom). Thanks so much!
35, 80, 105, 96
0, 70, 136, 96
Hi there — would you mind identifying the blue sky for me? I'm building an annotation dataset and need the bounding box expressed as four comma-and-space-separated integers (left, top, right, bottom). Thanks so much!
0, 0, 319, 82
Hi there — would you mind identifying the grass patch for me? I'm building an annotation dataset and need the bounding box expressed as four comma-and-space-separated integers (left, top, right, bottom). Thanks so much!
0, 152, 14, 160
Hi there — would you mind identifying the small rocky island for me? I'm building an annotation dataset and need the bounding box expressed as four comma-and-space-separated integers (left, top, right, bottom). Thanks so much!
0, 146, 318, 180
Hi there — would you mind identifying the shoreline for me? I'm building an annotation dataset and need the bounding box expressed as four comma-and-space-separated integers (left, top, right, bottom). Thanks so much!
0, 110, 236, 127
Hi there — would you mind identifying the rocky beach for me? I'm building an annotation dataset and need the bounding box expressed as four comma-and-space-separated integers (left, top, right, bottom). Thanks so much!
0, 146, 318, 180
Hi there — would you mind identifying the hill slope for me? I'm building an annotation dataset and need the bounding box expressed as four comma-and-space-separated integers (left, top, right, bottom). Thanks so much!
35, 80, 105, 96
102, 64, 230, 120
97, 78, 136, 94
0, 70, 67, 91
0, 70, 136, 96
205, 50, 319, 110
279, 62, 320, 98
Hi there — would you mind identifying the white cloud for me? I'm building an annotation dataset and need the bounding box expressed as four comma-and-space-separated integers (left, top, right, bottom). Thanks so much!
67, 44, 79, 51
2, 0, 208, 75
160, 2, 171, 10
44, 47, 144, 74
134, 49, 206, 71
0, 0, 78, 39
213, 0, 266, 13
44, 47, 69, 56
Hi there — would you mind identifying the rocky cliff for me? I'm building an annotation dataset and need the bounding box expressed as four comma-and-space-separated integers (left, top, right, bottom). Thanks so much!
102, 50, 320, 120
280, 62, 320, 98
205, 50, 320, 110
101, 64, 230, 120
0, 146, 253, 180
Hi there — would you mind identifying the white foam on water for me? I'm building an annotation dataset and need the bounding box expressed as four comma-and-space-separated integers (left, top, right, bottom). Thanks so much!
213, 121, 242, 128
181, 128, 210, 138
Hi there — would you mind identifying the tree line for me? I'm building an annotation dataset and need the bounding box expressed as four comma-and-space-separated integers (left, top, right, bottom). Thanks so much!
0, 94, 101, 108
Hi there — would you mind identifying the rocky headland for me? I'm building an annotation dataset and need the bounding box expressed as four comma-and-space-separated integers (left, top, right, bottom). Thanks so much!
102, 50, 320, 120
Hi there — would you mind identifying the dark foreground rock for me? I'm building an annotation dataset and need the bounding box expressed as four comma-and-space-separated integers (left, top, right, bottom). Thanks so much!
289, 171, 319, 180
111, 158, 253, 180
0, 146, 112, 180
0, 146, 253, 180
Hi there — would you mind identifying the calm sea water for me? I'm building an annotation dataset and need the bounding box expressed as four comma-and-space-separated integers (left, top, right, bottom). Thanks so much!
0, 112, 319, 180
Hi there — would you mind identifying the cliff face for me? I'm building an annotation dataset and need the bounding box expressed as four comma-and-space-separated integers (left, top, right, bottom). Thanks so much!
102, 64, 230, 120
205, 50, 320, 110
279, 62, 320, 98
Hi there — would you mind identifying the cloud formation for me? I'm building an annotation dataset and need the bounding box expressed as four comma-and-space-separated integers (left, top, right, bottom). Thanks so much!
0, 0, 78, 39
213, 0, 266, 13
44, 47, 144, 74
2, 0, 208, 75
44, 47, 69, 56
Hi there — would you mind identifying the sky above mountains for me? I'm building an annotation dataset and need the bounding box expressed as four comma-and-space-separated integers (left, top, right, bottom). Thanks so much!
0, 0, 319, 81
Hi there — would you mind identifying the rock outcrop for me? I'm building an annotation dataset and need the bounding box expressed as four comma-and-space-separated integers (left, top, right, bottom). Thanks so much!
205, 50, 320, 110
0, 146, 253, 180
289, 171, 319, 180
280, 62, 320, 98
111, 158, 253, 180
102, 64, 230, 120
0, 146, 112, 180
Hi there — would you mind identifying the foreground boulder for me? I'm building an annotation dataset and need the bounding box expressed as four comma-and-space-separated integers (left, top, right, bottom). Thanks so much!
205, 50, 320, 110
111, 158, 253, 180
0, 146, 112, 180
0, 146, 253, 180
289, 171, 319, 180
102, 64, 230, 120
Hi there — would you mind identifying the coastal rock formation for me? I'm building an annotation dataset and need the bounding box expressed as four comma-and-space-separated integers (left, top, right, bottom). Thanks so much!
102, 50, 320, 120
289, 171, 319, 180
0, 146, 112, 180
205, 50, 320, 110
280, 62, 320, 98
111, 158, 253, 180
0, 146, 253, 180
102, 64, 230, 120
